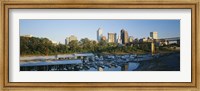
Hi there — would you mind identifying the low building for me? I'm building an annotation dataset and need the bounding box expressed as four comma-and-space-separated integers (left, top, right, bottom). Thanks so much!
65, 35, 78, 45
101, 36, 106, 41
128, 36, 134, 43
22, 35, 33, 37
20, 60, 83, 71
139, 38, 147, 43
150, 32, 158, 39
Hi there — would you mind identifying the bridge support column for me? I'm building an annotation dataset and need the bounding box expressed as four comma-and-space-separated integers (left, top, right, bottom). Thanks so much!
151, 42, 155, 54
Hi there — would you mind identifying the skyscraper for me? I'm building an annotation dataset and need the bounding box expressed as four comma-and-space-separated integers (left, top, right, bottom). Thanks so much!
150, 32, 158, 39
121, 29, 129, 44
65, 37, 69, 45
97, 28, 103, 42
108, 33, 117, 43
117, 35, 122, 44
65, 35, 77, 45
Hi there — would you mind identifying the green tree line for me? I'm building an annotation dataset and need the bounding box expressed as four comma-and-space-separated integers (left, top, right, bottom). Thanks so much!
20, 36, 152, 56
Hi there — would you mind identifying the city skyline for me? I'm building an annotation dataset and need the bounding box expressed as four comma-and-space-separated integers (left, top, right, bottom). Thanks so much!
20, 20, 180, 44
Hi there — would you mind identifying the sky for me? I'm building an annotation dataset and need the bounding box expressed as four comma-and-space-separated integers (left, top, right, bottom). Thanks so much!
20, 19, 180, 44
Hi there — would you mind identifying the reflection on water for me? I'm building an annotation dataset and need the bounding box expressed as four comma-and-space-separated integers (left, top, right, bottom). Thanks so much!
83, 62, 139, 71
127, 63, 140, 71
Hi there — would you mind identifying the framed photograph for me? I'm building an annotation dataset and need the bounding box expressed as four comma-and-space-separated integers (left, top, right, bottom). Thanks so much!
1, 0, 199, 91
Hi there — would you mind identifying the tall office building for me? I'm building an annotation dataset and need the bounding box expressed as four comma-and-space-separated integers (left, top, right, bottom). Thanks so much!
65, 35, 77, 45
150, 32, 158, 39
121, 29, 129, 44
108, 33, 117, 43
97, 28, 103, 42
65, 37, 69, 45
117, 35, 122, 44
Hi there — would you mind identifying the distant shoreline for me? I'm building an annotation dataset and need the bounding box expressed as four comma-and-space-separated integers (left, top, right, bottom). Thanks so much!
20, 52, 147, 57
20, 50, 179, 57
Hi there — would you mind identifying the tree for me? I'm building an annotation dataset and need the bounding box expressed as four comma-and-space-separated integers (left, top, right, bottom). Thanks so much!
20, 36, 154, 56
80, 38, 91, 52
68, 40, 79, 52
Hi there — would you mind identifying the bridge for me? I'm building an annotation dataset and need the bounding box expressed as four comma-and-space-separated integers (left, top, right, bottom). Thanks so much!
159, 37, 180, 45
159, 37, 180, 41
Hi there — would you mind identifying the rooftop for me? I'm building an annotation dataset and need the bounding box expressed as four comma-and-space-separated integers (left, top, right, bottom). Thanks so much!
20, 60, 82, 67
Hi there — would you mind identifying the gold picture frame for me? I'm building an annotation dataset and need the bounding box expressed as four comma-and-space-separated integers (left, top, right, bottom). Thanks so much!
0, 0, 199, 91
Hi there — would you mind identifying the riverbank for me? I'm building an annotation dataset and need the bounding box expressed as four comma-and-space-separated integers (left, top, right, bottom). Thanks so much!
135, 52, 180, 71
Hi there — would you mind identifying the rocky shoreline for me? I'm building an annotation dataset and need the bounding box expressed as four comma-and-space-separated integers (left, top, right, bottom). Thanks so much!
135, 52, 180, 71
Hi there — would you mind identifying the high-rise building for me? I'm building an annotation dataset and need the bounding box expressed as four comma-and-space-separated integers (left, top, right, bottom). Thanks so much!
65, 35, 77, 45
117, 35, 122, 44
128, 36, 134, 43
150, 32, 158, 39
108, 33, 117, 43
97, 28, 103, 42
65, 37, 69, 45
121, 29, 129, 44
